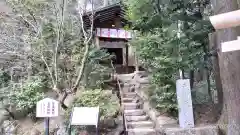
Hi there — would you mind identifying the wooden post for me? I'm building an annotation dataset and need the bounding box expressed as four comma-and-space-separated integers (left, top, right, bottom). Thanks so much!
125, 43, 129, 73
210, 10, 240, 29
44, 118, 50, 135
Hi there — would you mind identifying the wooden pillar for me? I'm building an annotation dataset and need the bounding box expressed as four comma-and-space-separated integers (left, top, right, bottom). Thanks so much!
125, 43, 129, 73
135, 52, 139, 72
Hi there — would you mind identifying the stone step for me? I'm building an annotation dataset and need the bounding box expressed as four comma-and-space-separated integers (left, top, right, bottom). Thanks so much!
123, 103, 141, 110
122, 98, 139, 103
122, 98, 134, 102
127, 121, 154, 128
124, 83, 132, 87
127, 128, 156, 135
124, 109, 145, 116
126, 115, 149, 122
122, 92, 137, 98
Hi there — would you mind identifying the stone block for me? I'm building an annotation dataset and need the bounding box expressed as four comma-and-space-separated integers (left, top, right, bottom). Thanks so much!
164, 125, 219, 135
155, 116, 178, 128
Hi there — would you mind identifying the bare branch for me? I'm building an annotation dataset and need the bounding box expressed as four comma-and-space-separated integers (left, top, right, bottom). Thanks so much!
54, 0, 66, 84
41, 55, 56, 87
77, 2, 88, 40
86, 0, 95, 44
72, 41, 90, 91
19, 16, 38, 33
26, 7, 37, 25
72, 0, 94, 92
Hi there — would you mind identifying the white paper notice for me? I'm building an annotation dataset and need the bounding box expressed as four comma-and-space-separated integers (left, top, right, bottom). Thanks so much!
101, 28, 109, 37
110, 29, 118, 38
96, 28, 132, 39
71, 107, 99, 127
118, 29, 126, 38
176, 79, 194, 128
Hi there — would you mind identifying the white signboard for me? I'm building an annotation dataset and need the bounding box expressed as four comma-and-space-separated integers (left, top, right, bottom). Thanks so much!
222, 40, 240, 52
36, 98, 59, 118
176, 79, 194, 128
71, 107, 99, 127
96, 28, 132, 39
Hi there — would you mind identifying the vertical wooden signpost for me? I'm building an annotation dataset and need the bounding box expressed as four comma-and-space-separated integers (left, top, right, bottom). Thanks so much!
36, 98, 59, 135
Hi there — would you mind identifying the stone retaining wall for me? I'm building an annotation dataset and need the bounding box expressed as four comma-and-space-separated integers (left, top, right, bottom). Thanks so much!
131, 71, 220, 135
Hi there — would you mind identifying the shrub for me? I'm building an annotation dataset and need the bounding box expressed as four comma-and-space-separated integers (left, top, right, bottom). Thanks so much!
0, 71, 11, 108
0, 71, 10, 87
66, 89, 120, 121
9, 77, 45, 112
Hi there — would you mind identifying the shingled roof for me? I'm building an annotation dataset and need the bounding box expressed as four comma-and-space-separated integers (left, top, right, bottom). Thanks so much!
82, 1, 128, 28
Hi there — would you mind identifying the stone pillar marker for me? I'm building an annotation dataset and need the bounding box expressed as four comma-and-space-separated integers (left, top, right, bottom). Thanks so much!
176, 79, 194, 128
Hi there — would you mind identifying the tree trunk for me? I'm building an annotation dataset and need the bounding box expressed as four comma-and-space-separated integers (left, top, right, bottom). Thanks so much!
203, 41, 213, 102
72, 42, 90, 92
206, 69, 212, 102
189, 70, 194, 89
211, 0, 240, 134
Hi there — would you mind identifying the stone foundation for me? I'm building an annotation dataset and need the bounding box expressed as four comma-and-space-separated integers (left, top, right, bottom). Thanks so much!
163, 125, 219, 135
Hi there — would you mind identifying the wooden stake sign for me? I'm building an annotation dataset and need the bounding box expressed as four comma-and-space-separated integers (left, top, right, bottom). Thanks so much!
36, 98, 59, 135
210, 9, 240, 30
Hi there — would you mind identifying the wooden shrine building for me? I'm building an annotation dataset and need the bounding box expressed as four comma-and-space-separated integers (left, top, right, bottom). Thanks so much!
83, 1, 137, 73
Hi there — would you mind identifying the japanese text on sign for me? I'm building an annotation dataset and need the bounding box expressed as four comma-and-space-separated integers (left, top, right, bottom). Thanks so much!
36, 98, 59, 118
96, 28, 132, 39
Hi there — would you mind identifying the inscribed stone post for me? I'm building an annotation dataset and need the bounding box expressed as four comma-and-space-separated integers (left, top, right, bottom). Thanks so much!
176, 79, 194, 128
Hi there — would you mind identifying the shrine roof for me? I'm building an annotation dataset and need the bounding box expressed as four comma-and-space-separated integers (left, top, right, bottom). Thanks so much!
83, 2, 128, 27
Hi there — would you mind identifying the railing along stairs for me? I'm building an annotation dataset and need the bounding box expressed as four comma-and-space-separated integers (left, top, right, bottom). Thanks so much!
111, 61, 128, 135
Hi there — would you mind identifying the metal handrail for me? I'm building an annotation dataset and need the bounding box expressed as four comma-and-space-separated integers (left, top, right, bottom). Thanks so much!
110, 61, 128, 135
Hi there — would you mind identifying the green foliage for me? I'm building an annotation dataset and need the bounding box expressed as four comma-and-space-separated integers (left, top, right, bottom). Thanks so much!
0, 71, 11, 87
132, 30, 179, 115
67, 89, 119, 121
0, 71, 11, 109
83, 48, 113, 89
10, 77, 45, 111
124, 0, 213, 116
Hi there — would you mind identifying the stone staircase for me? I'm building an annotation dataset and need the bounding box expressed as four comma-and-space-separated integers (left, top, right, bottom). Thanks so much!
121, 83, 156, 135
